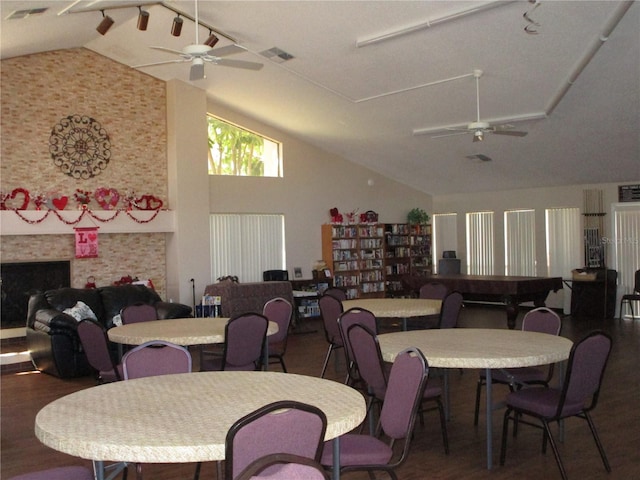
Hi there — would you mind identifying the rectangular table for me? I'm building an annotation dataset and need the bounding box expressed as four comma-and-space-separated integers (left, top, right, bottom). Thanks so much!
413, 275, 563, 329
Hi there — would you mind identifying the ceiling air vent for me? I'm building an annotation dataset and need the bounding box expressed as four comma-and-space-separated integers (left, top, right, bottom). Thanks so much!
6, 8, 48, 20
259, 47, 294, 64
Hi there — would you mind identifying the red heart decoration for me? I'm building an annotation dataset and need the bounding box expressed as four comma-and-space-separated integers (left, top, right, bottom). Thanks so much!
95, 188, 120, 210
88, 233, 97, 242
7, 188, 30, 210
136, 195, 163, 210
52, 196, 68, 210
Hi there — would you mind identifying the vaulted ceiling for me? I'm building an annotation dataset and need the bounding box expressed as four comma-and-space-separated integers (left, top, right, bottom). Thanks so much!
2, 1, 638, 195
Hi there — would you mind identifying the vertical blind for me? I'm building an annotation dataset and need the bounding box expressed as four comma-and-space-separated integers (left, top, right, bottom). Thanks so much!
504, 209, 536, 276
433, 213, 458, 273
545, 208, 581, 279
613, 203, 640, 317
466, 212, 494, 275
210, 214, 285, 283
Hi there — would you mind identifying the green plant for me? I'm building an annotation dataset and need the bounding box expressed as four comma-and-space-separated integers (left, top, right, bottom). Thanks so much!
407, 208, 430, 224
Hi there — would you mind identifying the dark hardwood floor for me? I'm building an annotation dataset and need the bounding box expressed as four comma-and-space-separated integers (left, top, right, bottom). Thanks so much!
2, 305, 639, 479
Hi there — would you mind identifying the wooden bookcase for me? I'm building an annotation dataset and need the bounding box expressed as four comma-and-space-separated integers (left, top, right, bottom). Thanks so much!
409, 223, 433, 277
384, 223, 411, 296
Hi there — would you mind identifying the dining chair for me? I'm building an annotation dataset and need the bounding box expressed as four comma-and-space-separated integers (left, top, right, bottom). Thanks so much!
419, 281, 449, 300
474, 306, 562, 426
323, 287, 347, 301
438, 290, 464, 329
320, 347, 430, 479
337, 307, 377, 387
120, 303, 158, 324
500, 330, 613, 480
122, 340, 192, 379
619, 269, 640, 320
235, 453, 329, 480
318, 293, 345, 378
7, 466, 94, 480
262, 297, 293, 372
77, 318, 123, 384
347, 323, 449, 453
201, 313, 268, 371
225, 400, 327, 480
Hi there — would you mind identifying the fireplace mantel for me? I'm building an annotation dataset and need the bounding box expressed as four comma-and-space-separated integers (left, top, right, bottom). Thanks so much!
0, 210, 175, 235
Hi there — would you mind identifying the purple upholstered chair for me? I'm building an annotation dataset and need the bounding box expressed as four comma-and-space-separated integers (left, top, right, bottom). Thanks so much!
120, 303, 158, 325
347, 324, 449, 454
318, 293, 344, 378
438, 290, 464, 329
320, 347, 430, 479
263, 297, 293, 372
225, 400, 327, 480
235, 453, 329, 480
323, 287, 347, 301
337, 307, 377, 386
77, 318, 123, 384
122, 340, 192, 379
474, 307, 562, 425
500, 330, 613, 480
201, 313, 268, 371
419, 281, 449, 300
8, 466, 93, 480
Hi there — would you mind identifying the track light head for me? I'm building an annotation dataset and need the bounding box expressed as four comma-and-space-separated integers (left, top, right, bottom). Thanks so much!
137, 7, 149, 31
171, 15, 183, 36
204, 31, 219, 48
96, 10, 114, 35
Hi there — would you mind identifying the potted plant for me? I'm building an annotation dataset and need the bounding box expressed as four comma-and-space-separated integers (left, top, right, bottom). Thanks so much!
407, 207, 430, 225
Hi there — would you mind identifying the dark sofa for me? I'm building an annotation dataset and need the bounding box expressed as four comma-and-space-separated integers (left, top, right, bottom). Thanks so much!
26, 284, 192, 378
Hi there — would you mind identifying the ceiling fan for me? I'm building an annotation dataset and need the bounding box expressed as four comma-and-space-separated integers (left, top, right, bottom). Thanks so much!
133, 0, 263, 81
432, 70, 528, 142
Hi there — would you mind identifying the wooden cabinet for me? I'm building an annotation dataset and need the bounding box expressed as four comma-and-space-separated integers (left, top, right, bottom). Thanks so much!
322, 222, 432, 299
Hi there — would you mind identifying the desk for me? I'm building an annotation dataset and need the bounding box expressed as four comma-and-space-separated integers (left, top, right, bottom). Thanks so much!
35, 371, 366, 480
108, 317, 279, 369
343, 298, 441, 331
413, 275, 563, 329
377, 328, 572, 469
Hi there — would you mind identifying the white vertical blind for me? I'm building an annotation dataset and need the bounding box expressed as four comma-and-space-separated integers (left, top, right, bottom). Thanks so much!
545, 207, 581, 279
466, 212, 494, 275
210, 214, 285, 283
433, 213, 458, 273
504, 209, 536, 276
613, 203, 640, 317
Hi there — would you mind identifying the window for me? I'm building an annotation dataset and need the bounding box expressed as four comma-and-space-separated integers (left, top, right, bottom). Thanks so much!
466, 212, 494, 275
504, 209, 536, 276
210, 214, 285, 282
545, 207, 581, 279
207, 115, 282, 177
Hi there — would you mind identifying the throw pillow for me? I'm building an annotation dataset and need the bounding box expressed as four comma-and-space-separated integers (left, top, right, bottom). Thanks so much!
63, 301, 98, 322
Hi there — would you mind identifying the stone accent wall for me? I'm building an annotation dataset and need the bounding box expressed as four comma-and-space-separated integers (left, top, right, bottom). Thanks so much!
1, 48, 169, 297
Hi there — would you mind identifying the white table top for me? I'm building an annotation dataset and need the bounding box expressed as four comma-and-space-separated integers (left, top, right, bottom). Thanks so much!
35, 371, 366, 464
342, 298, 441, 318
378, 328, 573, 368
108, 317, 279, 346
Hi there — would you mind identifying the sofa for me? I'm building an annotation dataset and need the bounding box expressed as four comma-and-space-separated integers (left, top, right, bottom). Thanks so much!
26, 284, 192, 378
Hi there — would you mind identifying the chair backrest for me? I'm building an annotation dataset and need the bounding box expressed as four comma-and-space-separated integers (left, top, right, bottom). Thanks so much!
379, 347, 429, 441
438, 291, 464, 329
263, 297, 292, 345
522, 307, 562, 335
7, 466, 94, 480
558, 330, 612, 417
419, 282, 448, 300
120, 303, 157, 325
235, 453, 329, 480
77, 319, 121, 381
122, 340, 192, 379
347, 323, 388, 399
338, 308, 377, 376
634, 269, 640, 293
225, 400, 328, 480
318, 294, 344, 346
323, 288, 347, 301
223, 313, 269, 371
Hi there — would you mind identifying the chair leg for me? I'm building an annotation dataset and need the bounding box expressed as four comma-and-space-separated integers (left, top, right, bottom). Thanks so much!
584, 411, 612, 473
320, 344, 334, 378
542, 419, 569, 480
499, 408, 512, 466
473, 376, 484, 426
436, 397, 450, 454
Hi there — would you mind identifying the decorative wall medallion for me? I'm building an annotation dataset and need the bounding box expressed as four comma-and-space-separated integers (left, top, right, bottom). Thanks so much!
49, 115, 111, 179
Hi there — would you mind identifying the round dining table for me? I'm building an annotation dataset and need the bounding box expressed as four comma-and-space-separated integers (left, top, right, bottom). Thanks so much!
35, 371, 366, 480
377, 328, 573, 470
342, 298, 441, 330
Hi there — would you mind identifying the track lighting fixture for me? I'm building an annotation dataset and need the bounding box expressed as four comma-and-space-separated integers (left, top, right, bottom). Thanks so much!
204, 30, 219, 48
171, 15, 183, 36
137, 6, 149, 31
96, 10, 114, 35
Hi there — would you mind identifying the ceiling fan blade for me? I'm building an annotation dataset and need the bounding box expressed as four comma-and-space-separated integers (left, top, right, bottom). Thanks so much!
213, 58, 264, 71
492, 130, 528, 137
208, 44, 248, 57
466, 154, 492, 162
149, 46, 185, 56
133, 59, 191, 68
431, 131, 470, 139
